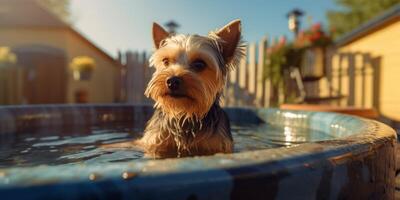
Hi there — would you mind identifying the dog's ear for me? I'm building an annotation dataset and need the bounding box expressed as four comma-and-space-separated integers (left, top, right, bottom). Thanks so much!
215, 19, 242, 63
152, 22, 169, 49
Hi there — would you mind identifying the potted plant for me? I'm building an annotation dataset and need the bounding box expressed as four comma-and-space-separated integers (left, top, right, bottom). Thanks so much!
263, 23, 333, 105
70, 56, 96, 81
294, 23, 332, 79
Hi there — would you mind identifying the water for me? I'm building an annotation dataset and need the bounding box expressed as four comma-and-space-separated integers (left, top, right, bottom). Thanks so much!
0, 123, 333, 168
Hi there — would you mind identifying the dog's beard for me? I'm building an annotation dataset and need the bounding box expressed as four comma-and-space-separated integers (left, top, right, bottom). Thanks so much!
145, 71, 217, 121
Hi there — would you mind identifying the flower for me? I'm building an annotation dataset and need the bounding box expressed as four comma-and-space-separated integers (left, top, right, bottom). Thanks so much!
309, 31, 322, 42
70, 56, 96, 71
278, 36, 287, 46
292, 22, 332, 48
311, 23, 322, 32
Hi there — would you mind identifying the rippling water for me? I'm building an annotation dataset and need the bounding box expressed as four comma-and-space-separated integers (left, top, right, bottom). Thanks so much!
0, 123, 333, 168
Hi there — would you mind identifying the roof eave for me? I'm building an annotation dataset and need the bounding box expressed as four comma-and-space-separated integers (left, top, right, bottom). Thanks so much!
334, 4, 400, 47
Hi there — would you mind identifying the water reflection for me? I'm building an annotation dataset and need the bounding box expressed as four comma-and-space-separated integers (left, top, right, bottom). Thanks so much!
0, 122, 334, 168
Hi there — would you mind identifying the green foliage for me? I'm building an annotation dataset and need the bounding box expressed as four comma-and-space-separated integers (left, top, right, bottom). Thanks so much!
264, 44, 287, 87
38, 0, 72, 23
327, 0, 400, 38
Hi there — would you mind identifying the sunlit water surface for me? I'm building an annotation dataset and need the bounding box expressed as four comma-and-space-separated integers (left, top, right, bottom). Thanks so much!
0, 123, 333, 168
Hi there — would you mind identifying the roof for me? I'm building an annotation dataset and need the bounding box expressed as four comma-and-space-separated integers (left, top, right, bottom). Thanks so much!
0, 0, 68, 28
335, 4, 400, 47
0, 0, 120, 66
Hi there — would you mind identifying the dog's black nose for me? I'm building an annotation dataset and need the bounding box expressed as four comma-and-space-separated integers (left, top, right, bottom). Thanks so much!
166, 76, 181, 91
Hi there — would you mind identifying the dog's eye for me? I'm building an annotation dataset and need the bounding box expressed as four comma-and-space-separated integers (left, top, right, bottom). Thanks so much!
162, 58, 169, 66
190, 59, 206, 71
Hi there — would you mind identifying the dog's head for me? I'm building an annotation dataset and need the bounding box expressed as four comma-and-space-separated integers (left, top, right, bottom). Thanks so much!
145, 20, 245, 120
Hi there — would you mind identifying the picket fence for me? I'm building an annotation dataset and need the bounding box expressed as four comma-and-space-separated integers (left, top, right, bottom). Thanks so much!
120, 38, 273, 107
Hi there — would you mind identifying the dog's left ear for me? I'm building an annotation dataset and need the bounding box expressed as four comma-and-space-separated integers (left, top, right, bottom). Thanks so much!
215, 19, 242, 63
152, 22, 169, 49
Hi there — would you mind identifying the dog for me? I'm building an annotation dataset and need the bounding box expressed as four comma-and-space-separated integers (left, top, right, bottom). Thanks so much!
106, 20, 245, 158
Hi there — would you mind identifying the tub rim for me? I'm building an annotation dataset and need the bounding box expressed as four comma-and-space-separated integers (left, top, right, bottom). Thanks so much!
0, 104, 396, 189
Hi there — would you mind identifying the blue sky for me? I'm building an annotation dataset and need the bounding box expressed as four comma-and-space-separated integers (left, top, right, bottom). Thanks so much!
70, 0, 338, 57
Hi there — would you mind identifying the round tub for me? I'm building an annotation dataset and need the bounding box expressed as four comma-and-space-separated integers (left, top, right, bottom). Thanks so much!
0, 104, 396, 199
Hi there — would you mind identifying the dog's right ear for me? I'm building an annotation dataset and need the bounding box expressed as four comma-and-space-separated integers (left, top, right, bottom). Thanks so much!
214, 20, 244, 66
152, 22, 169, 49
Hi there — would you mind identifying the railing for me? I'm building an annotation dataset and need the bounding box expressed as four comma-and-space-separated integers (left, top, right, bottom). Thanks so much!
325, 51, 380, 109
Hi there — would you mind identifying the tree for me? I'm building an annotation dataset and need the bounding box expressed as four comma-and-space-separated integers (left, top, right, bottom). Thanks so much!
327, 0, 400, 38
37, 0, 71, 23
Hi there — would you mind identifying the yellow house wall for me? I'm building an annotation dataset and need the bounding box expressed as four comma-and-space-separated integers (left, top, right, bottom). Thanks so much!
65, 32, 118, 103
0, 28, 67, 50
0, 27, 119, 104
337, 20, 400, 120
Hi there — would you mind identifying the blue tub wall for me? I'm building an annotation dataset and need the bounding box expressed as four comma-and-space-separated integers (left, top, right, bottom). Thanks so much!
226, 107, 368, 138
0, 104, 368, 137
0, 104, 396, 200
0, 104, 154, 134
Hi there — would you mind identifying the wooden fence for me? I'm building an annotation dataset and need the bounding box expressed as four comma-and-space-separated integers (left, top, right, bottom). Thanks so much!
224, 38, 272, 107
121, 51, 154, 105
120, 40, 379, 110
120, 38, 274, 107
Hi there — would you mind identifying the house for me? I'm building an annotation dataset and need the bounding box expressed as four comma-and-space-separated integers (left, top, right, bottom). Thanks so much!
0, 0, 122, 104
331, 5, 400, 121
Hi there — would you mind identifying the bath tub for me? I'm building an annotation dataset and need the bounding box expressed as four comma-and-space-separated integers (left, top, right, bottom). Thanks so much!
0, 104, 396, 199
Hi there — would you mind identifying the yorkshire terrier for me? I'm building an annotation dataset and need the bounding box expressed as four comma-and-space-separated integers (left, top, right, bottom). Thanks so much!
106, 20, 245, 158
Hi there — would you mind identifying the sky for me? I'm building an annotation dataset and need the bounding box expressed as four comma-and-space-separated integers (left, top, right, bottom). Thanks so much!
70, 0, 339, 57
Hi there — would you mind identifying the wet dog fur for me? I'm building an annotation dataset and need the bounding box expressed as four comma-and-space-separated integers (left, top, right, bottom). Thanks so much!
105, 20, 245, 158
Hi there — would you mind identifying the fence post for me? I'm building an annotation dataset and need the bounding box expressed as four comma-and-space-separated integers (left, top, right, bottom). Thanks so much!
226, 55, 238, 106
348, 53, 356, 106
248, 43, 257, 106
257, 37, 267, 107
372, 56, 381, 111
237, 47, 248, 106
337, 53, 344, 106
125, 51, 134, 103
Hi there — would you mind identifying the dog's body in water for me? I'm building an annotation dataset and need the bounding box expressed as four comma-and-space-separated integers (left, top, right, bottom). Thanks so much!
105, 20, 245, 158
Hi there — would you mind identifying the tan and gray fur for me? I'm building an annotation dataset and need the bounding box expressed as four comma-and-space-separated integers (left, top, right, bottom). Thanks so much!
106, 20, 245, 158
